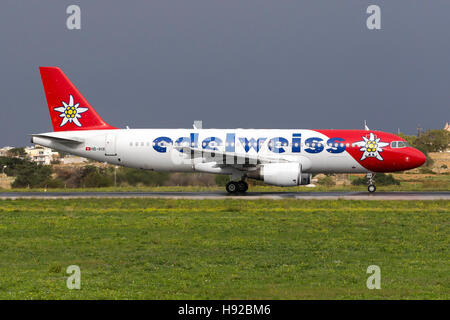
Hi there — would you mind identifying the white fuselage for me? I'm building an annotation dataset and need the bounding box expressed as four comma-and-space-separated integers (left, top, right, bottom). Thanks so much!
32, 129, 369, 174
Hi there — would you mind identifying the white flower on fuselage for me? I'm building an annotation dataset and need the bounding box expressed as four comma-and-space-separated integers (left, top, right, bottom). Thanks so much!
53, 94, 88, 127
355, 132, 389, 161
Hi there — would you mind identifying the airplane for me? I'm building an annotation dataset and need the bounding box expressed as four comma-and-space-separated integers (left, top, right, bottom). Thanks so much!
31, 67, 426, 193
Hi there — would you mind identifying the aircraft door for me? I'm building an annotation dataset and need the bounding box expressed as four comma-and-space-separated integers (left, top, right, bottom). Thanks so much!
105, 134, 117, 156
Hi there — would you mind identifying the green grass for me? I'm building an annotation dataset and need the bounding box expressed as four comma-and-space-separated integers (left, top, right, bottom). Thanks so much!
1, 180, 449, 193
0, 199, 448, 299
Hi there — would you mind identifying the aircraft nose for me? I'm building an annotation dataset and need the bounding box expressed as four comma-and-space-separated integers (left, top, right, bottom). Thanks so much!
406, 148, 426, 168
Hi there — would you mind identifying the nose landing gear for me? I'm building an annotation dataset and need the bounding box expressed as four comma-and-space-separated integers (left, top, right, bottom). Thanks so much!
366, 173, 376, 193
226, 180, 249, 194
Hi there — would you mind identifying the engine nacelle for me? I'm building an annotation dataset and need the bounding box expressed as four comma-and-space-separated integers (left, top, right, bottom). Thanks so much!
248, 163, 311, 187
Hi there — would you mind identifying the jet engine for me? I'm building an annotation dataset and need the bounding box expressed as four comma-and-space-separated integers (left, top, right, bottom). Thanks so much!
247, 163, 311, 186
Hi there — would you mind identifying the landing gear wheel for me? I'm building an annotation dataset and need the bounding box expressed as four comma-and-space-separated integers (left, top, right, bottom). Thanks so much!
237, 181, 248, 193
226, 181, 238, 193
366, 173, 376, 193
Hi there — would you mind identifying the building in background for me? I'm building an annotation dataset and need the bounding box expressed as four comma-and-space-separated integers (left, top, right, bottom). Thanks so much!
24, 146, 59, 165
60, 155, 88, 165
0, 147, 13, 157
1, 145, 89, 165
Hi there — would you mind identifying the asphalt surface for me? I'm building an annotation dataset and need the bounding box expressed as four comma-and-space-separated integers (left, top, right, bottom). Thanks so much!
0, 191, 449, 200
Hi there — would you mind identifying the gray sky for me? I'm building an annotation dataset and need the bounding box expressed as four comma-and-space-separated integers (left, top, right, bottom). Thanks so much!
0, 0, 449, 146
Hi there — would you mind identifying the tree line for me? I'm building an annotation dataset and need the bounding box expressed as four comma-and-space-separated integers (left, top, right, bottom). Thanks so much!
0, 156, 218, 188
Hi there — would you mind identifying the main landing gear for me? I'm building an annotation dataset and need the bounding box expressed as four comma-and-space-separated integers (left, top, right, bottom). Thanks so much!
366, 173, 376, 193
226, 180, 248, 194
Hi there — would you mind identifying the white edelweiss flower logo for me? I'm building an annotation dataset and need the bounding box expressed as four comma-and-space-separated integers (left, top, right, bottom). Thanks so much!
53, 94, 88, 127
355, 132, 389, 161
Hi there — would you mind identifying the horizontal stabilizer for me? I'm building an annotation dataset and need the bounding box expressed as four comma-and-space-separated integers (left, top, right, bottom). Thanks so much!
30, 133, 84, 144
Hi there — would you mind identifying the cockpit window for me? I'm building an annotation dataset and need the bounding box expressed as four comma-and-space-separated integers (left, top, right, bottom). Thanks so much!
391, 141, 410, 148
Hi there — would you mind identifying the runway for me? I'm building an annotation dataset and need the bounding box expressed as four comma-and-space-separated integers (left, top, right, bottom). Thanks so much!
0, 191, 449, 200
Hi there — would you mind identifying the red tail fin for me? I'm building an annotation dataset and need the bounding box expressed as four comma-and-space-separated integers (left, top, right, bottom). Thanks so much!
39, 67, 116, 131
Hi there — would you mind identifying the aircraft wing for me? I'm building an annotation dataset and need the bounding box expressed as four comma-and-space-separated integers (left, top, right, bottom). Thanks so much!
178, 146, 293, 167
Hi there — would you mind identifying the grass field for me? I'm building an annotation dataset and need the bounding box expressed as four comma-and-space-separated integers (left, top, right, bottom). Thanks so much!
0, 199, 448, 299
1, 179, 449, 193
